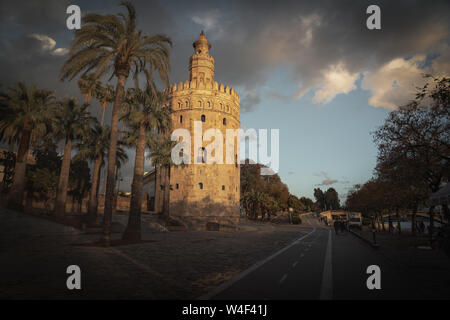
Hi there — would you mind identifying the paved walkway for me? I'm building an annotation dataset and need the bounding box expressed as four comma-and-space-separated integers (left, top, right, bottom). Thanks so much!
0, 207, 309, 299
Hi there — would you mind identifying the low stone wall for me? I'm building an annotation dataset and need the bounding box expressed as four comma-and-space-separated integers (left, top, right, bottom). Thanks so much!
22, 193, 148, 214
169, 197, 240, 231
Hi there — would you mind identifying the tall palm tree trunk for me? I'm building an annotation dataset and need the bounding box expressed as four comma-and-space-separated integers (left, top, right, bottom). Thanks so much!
102, 74, 127, 246
396, 206, 401, 235
87, 155, 102, 223
429, 205, 435, 242
161, 165, 171, 219
123, 122, 146, 241
7, 122, 32, 210
55, 137, 73, 219
101, 103, 107, 126
411, 204, 418, 236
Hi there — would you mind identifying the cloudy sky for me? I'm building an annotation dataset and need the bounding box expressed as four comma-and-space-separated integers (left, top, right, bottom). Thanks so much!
0, 0, 449, 201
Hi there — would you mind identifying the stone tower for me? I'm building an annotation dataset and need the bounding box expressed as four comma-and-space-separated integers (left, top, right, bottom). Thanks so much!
154, 32, 241, 230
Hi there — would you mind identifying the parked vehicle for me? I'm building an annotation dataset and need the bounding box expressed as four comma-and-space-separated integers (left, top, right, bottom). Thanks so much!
347, 212, 362, 230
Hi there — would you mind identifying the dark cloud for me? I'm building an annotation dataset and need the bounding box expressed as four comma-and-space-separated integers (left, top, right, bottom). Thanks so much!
1, 0, 448, 190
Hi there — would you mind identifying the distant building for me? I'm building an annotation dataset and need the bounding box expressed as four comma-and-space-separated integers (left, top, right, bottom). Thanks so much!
143, 32, 241, 230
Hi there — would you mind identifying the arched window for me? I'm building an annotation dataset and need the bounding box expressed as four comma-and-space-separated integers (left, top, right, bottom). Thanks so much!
207, 101, 211, 108
177, 102, 181, 109
176, 184, 179, 189
180, 115, 183, 123
198, 100, 202, 107
223, 118, 227, 125
199, 182, 203, 190
222, 185, 225, 190
185, 101, 189, 107
201, 114, 206, 122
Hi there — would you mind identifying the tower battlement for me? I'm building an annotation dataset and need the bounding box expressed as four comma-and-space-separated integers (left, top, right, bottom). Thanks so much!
168, 80, 240, 103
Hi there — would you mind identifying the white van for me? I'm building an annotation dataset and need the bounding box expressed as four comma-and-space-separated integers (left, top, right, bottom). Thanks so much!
347, 212, 362, 230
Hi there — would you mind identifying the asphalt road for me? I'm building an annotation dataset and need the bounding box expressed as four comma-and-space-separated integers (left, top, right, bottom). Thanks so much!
209, 214, 442, 300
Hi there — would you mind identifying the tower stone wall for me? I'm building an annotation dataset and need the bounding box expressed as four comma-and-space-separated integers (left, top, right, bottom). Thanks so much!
155, 32, 241, 230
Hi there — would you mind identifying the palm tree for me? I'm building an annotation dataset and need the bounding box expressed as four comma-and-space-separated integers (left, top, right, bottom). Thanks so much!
121, 87, 170, 241
96, 84, 115, 126
147, 134, 176, 221
74, 124, 128, 224
0, 83, 55, 209
52, 98, 95, 219
60, 1, 172, 245
78, 73, 101, 104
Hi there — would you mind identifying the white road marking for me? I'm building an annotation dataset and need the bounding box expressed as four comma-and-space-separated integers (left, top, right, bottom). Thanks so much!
292, 261, 298, 268
198, 227, 316, 300
319, 229, 333, 300
279, 274, 288, 284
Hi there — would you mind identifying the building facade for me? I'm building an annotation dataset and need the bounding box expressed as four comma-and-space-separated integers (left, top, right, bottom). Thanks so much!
146, 32, 241, 230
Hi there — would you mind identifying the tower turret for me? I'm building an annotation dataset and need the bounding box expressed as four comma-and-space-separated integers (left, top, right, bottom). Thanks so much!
189, 31, 215, 84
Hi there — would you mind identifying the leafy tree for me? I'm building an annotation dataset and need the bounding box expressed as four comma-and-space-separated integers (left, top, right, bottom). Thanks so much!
52, 98, 95, 219
0, 151, 15, 193
373, 76, 449, 236
60, 1, 172, 245
77, 73, 101, 104
74, 124, 128, 223
121, 86, 171, 241
147, 134, 176, 221
300, 196, 314, 211
314, 188, 325, 211
96, 84, 115, 126
324, 187, 340, 210
28, 168, 59, 212
0, 82, 56, 209
69, 158, 91, 214
25, 142, 62, 211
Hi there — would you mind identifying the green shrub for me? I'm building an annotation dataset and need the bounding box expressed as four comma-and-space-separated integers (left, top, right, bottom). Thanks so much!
292, 214, 302, 225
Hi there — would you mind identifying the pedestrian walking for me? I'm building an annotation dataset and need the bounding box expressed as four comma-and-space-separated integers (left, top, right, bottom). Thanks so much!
334, 220, 340, 235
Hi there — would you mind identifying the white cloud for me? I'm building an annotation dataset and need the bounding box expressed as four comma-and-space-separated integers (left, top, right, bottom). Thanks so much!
191, 10, 225, 39
31, 33, 56, 51
52, 47, 69, 56
361, 55, 429, 109
30, 33, 68, 56
295, 63, 359, 104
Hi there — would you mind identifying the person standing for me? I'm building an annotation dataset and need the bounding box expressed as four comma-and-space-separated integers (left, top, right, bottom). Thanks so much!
334, 220, 340, 235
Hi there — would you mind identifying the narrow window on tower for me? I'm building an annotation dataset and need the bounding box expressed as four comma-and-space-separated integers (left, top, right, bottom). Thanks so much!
235, 154, 238, 168
199, 182, 203, 190
222, 185, 225, 190
202, 147, 206, 163
201, 114, 206, 122
223, 118, 226, 125
176, 184, 179, 189
180, 115, 183, 123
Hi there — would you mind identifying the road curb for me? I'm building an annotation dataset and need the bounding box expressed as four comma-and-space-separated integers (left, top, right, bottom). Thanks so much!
348, 229, 379, 249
